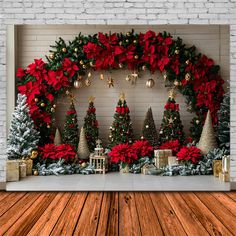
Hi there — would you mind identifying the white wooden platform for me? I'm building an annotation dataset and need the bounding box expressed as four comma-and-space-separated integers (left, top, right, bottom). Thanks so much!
6, 173, 230, 191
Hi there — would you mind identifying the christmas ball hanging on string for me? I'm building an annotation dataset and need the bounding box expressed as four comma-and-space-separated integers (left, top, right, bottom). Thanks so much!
146, 78, 155, 88
74, 80, 82, 89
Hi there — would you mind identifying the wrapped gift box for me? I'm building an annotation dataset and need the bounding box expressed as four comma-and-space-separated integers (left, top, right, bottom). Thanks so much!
141, 164, 157, 175
154, 149, 172, 169
219, 172, 230, 182
19, 163, 27, 178
7, 160, 19, 182
213, 160, 222, 177
168, 156, 178, 166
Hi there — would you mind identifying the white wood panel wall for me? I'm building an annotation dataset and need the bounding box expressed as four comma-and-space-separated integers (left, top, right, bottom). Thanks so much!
16, 25, 229, 145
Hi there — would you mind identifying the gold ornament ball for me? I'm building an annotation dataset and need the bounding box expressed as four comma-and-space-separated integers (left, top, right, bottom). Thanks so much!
40, 102, 45, 107
119, 41, 123, 46
74, 80, 82, 89
89, 61, 94, 67
134, 55, 139, 59
49, 53, 55, 60
47, 125, 51, 129
185, 73, 191, 81
125, 39, 129, 43
74, 48, 78, 52
62, 48, 67, 53
34, 98, 39, 102
133, 40, 137, 44
85, 79, 91, 87
175, 49, 179, 55
141, 136, 144, 140
145, 125, 149, 129
196, 120, 200, 124
146, 78, 155, 88
53, 104, 57, 108
33, 170, 39, 176
186, 59, 190, 65
81, 162, 87, 168
51, 107, 55, 113
82, 65, 87, 69
174, 80, 180, 86
79, 60, 84, 65
30, 150, 38, 160
126, 32, 131, 36
109, 135, 112, 138
142, 65, 147, 71
159, 130, 163, 134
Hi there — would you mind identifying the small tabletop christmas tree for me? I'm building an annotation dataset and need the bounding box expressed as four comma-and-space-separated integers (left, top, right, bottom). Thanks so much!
217, 92, 230, 151
108, 92, 134, 148
63, 93, 79, 150
84, 96, 99, 152
7, 94, 40, 159
159, 89, 185, 145
141, 107, 158, 146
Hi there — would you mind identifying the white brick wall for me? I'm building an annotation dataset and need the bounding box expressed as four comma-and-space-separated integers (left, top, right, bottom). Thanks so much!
0, 0, 236, 184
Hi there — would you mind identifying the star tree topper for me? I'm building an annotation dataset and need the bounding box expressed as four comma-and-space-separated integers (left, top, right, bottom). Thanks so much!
89, 96, 95, 103
119, 92, 126, 103
168, 88, 177, 100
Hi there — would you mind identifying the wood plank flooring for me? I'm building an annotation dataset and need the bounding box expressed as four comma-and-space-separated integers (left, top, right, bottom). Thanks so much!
0, 192, 235, 236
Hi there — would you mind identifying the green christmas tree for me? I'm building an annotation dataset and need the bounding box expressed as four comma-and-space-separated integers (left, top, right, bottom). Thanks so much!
141, 107, 158, 146
217, 92, 230, 151
159, 89, 185, 145
108, 92, 134, 148
7, 94, 40, 159
63, 99, 79, 150
84, 96, 99, 152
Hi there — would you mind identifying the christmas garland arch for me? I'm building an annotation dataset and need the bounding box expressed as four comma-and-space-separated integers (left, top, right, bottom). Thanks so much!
16, 30, 224, 144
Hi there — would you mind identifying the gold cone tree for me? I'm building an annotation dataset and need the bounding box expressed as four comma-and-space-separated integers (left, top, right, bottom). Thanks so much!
198, 110, 218, 155
77, 127, 90, 160
54, 128, 62, 146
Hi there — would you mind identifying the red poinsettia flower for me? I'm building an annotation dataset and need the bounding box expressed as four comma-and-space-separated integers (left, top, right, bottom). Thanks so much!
109, 143, 138, 164
16, 68, 25, 78
39, 144, 76, 162
45, 70, 70, 91
132, 140, 153, 157
83, 42, 102, 59
27, 58, 46, 80
177, 146, 202, 164
116, 107, 129, 114
159, 140, 181, 155
95, 33, 124, 70
18, 81, 41, 103
164, 102, 179, 111
62, 58, 79, 78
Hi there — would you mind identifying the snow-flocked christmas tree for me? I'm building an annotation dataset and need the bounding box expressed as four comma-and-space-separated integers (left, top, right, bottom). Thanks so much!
84, 96, 99, 152
217, 92, 230, 152
108, 92, 134, 148
141, 107, 158, 146
7, 94, 40, 159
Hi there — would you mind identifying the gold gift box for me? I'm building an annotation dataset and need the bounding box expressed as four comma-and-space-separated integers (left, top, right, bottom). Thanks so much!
213, 160, 222, 177
154, 149, 172, 169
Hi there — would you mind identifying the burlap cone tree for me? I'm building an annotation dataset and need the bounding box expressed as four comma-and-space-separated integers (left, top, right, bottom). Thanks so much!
77, 127, 90, 160
54, 128, 62, 146
198, 110, 218, 155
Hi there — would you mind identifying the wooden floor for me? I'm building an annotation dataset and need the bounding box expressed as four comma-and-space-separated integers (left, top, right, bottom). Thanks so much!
0, 192, 235, 236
